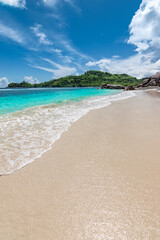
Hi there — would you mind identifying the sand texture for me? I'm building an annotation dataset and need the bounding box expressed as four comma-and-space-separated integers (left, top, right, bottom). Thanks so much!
0, 90, 160, 240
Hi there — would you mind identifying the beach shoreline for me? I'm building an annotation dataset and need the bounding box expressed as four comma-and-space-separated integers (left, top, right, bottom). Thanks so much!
0, 90, 160, 240
0, 89, 134, 175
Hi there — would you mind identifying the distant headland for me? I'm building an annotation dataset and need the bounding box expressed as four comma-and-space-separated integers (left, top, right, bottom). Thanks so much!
7, 71, 141, 88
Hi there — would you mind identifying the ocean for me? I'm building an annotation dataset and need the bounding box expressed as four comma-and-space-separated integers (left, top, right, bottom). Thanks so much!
0, 88, 134, 175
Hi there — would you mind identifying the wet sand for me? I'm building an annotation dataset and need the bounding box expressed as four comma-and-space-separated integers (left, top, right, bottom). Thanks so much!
0, 90, 160, 240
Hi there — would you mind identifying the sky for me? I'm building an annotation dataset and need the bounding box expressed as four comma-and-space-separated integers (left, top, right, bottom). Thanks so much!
0, 0, 160, 87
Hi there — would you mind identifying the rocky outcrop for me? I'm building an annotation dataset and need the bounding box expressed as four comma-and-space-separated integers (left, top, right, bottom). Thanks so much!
101, 72, 160, 91
125, 86, 135, 91
101, 84, 125, 90
137, 72, 160, 88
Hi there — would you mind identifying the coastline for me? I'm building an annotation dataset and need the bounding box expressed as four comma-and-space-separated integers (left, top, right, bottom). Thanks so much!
0, 89, 134, 175
0, 90, 160, 239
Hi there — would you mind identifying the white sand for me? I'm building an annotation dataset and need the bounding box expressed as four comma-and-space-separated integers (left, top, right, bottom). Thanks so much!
0, 90, 160, 240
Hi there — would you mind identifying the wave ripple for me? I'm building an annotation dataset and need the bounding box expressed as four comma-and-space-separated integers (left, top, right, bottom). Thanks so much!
0, 91, 135, 175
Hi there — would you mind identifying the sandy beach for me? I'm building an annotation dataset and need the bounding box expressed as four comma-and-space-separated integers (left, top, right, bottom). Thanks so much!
0, 90, 160, 240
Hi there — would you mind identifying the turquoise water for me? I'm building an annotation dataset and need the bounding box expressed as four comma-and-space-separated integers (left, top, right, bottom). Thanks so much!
0, 88, 134, 175
0, 88, 119, 115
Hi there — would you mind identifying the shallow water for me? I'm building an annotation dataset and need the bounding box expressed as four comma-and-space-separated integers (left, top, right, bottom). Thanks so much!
0, 88, 118, 115
0, 88, 134, 174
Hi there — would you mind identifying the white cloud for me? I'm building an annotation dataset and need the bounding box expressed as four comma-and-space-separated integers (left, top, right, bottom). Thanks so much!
32, 58, 77, 79
53, 50, 73, 63
31, 24, 52, 45
128, 0, 160, 53
64, 0, 81, 13
50, 48, 62, 53
24, 76, 40, 84
0, 22, 24, 44
48, 33, 89, 61
48, 13, 62, 21
42, 0, 58, 7
86, 0, 160, 78
42, 0, 80, 12
0, 77, 9, 88
86, 54, 160, 79
0, 0, 26, 8
86, 59, 111, 70
62, 55, 73, 64
60, 39, 89, 59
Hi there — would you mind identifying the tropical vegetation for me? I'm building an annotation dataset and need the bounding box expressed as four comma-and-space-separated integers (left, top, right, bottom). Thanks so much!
8, 71, 142, 88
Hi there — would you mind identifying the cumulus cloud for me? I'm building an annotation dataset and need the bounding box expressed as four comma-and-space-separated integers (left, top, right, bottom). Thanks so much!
0, 0, 26, 8
86, 0, 160, 78
24, 76, 40, 84
31, 58, 77, 79
86, 54, 160, 79
31, 24, 52, 45
0, 22, 24, 44
0, 77, 9, 88
128, 0, 160, 53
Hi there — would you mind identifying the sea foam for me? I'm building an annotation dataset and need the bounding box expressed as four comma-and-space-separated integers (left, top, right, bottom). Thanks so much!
0, 91, 135, 175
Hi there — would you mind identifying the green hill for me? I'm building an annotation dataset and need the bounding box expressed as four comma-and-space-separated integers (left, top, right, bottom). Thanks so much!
8, 71, 142, 88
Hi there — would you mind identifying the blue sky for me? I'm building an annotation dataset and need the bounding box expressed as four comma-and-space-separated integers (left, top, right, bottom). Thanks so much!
0, 0, 160, 87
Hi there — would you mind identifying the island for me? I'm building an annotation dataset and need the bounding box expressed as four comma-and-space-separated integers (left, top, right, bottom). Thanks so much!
8, 70, 141, 88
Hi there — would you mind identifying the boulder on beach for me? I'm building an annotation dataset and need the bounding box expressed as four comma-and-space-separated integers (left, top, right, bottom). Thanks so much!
101, 72, 160, 90
137, 72, 160, 88
125, 86, 135, 91
101, 84, 125, 90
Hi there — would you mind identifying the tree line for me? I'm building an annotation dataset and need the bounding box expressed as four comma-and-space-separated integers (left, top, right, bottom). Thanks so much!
8, 71, 142, 88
